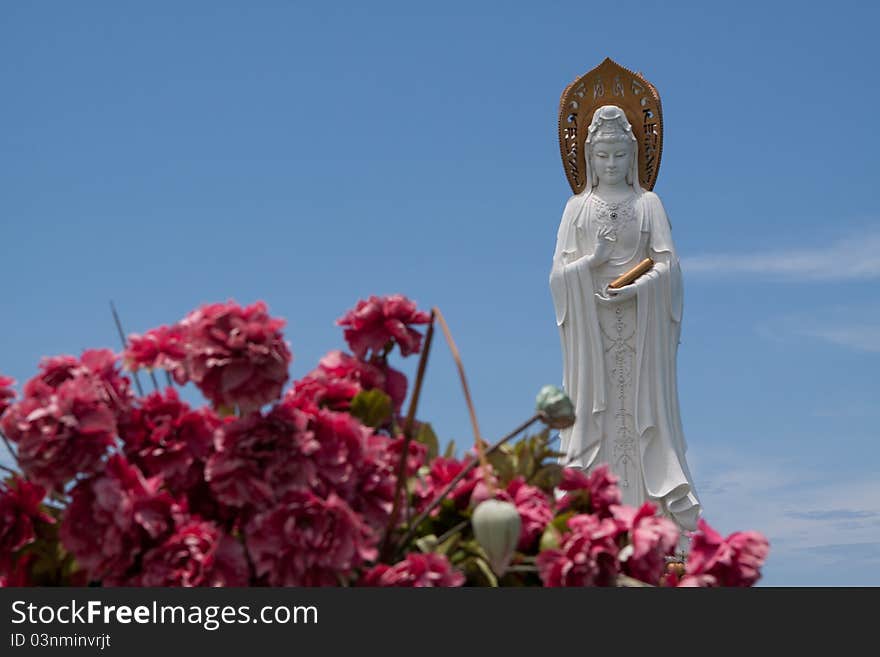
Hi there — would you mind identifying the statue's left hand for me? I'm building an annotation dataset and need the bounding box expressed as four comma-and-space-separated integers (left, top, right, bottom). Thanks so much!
596, 282, 638, 304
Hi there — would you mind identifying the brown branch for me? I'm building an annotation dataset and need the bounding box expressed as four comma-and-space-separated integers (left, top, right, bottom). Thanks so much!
110, 300, 145, 397
379, 311, 436, 559
403, 310, 435, 438
432, 307, 491, 484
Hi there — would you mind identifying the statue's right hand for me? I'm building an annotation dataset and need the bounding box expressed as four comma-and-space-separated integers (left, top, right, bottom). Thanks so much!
591, 226, 616, 267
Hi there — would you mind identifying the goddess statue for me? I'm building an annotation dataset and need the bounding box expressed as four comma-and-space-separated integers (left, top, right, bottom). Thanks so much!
549, 59, 701, 531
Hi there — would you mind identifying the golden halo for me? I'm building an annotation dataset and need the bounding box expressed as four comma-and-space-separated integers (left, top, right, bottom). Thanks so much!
558, 58, 663, 193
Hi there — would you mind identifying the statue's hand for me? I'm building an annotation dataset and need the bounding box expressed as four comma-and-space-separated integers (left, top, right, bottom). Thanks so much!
607, 282, 638, 301
596, 282, 638, 304
591, 226, 615, 268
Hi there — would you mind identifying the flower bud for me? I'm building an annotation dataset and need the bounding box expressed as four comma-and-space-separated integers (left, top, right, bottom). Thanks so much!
471, 499, 521, 577
535, 385, 575, 429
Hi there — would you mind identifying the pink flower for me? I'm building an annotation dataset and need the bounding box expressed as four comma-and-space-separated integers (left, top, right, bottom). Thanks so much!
387, 434, 428, 479
19, 350, 133, 415
382, 366, 408, 413
350, 434, 397, 531
246, 491, 378, 586
205, 404, 317, 510
127, 302, 292, 414
120, 388, 220, 495
557, 464, 622, 518
679, 519, 769, 587
134, 519, 248, 587
537, 514, 620, 587
361, 553, 464, 587
124, 325, 188, 384
0, 477, 54, 573
308, 409, 370, 501
336, 295, 431, 359
287, 374, 360, 414
60, 455, 181, 584
414, 456, 485, 513
0, 376, 16, 418
181, 301, 292, 413
612, 502, 679, 584
290, 351, 384, 411
78, 349, 135, 411
286, 351, 408, 414
1, 352, 130, 490
507, 477, 554, 551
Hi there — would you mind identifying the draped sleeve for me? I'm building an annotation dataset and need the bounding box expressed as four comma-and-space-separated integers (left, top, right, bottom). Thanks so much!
549, 191, 606, 468
633, 191, 701, 530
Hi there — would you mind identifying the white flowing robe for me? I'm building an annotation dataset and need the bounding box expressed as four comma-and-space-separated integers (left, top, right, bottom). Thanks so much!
549, 189, 701, 530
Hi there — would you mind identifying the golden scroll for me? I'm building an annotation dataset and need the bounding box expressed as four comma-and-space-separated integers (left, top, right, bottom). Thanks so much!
609, 258, 654, 289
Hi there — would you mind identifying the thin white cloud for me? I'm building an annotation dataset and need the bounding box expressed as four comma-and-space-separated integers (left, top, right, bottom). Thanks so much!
755, 307, 880, 354
682, 230, 880, 281
799, 325, 880, 353
691, 444, 880, 584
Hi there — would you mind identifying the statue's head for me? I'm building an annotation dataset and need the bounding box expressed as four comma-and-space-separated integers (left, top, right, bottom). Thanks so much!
585, 105, 637, 188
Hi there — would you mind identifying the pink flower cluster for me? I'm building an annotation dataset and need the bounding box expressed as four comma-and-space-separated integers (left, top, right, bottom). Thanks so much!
414, 455, 491, 512
0, 296, 770, 589
60, 455, 246, 586
126, 301, 292, 413
287, 350, 408, 414
361, 553, 464, 587
677, 519, 770, 587
535, 468, 769, 587
537, 513, 622, 587
0, 477, 54, 576
337, 295, 431, 359
247, 491, 377, 586
0, 375, 16, 418
120, 388, 220, 496
556, 465, 622, 517
1, 350, 132, 490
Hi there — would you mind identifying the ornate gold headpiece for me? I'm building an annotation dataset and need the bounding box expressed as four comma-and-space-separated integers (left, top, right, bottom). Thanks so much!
558, 58, 663, 192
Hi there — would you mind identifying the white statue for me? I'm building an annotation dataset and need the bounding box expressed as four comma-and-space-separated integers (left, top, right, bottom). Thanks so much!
550, 62, 701, 531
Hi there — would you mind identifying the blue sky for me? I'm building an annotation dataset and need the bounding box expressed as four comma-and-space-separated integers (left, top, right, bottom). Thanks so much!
1, 1, 878, 585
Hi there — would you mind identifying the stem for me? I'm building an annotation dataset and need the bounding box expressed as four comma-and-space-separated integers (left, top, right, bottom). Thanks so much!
0, 462, 17, 475
394, 412, 542, 556
435, 519, 468, 545
403, 310, 435, 437
505, 565, 538, 574
433, 308, 490, 485
148, 370, 160, 393
110, 301, 145, 397
379, 312, 436, 559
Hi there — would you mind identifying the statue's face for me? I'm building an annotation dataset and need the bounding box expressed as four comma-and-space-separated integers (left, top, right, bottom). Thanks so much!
591, 139, 632, 186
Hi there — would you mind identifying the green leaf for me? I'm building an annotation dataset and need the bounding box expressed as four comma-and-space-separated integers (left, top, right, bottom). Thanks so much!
437, 532, 462, 556
349, 389, 393, 428
473, 557, 499, 587
413, 422, 439, 460
216, 404, 236, 418
486, 448, 515, 484
513, 441, 536, 480
530, 464, 563, 491
443, 439, 457, 459
551, 510, 575, 533
539, 525, 562, 552
415, 535, 439, 553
